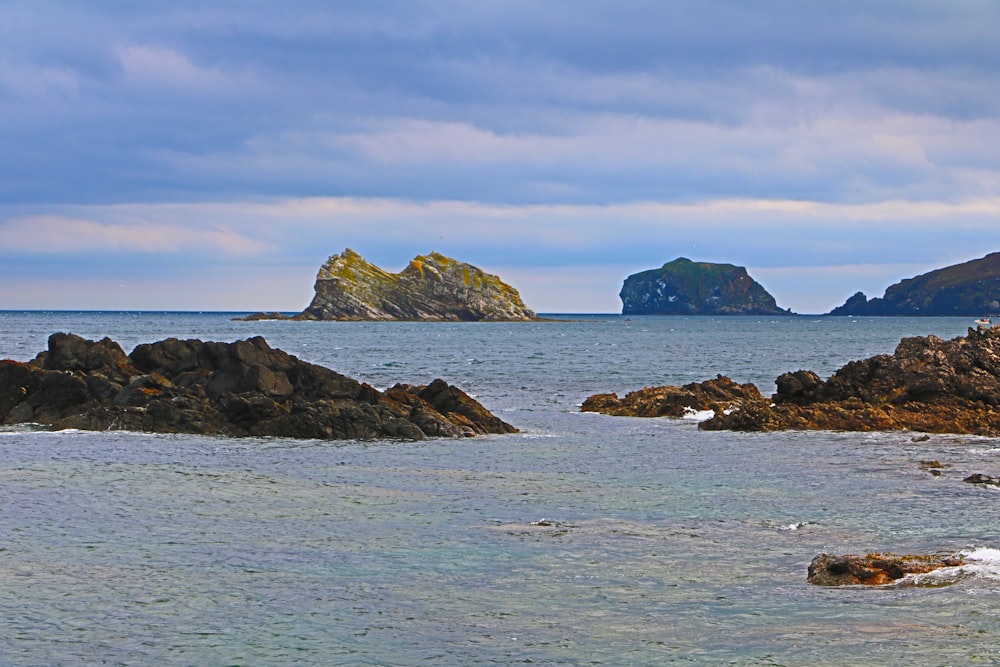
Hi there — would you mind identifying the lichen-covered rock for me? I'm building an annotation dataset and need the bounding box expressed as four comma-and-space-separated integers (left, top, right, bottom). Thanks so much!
619, 257, 791, 316
295, 248, 537, 321
807, 553, 964, 586
1, 333, 517, 441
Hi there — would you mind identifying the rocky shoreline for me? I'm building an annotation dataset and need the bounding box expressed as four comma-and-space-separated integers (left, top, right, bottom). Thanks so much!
584, 325, 1000, 436
0, 333, 517, 440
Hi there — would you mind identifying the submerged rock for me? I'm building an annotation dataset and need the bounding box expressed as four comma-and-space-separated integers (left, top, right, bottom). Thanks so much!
285, 248, 538, 321
807, 553, 964, 586
0, 333, 517, 441
963, 473, 1000, 486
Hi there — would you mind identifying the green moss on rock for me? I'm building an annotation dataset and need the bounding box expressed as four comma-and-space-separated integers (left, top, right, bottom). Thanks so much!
620, 257, 791, 316
299, 249, 538, 321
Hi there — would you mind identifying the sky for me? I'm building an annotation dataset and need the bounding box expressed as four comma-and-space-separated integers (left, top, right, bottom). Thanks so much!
2, 1, 1000, 314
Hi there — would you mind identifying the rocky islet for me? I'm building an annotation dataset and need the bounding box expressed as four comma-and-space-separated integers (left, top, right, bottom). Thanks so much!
241, 248, 538, 322
0, 333, 517, 440
619, 257, 791, 316
584, 325, 1000, 437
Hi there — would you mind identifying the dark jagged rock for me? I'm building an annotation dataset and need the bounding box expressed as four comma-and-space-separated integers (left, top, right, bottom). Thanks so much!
580, 375, 763, 418
963, 473, 1000, 486
619, 257, 792, 316
807, 553, 965, 586
583, 326, 1000, 436
827, 252, 1000, 316
703, 326, 1000, 435
0, 333, 517, 441
287, 248, 538, 321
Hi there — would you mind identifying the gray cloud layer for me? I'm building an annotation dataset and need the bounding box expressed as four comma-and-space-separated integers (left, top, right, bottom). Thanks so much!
2, 2, 1000, 311
5, 1, 998, 202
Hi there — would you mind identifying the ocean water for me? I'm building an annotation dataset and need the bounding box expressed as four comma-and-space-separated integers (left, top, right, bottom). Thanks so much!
1, 311, 999, 666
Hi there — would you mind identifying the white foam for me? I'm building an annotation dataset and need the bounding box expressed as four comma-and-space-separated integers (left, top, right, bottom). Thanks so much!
778, 521, 813, 531
900, 547, 1000, 586
682, 407, 715, 422
962, 547, 1000, 564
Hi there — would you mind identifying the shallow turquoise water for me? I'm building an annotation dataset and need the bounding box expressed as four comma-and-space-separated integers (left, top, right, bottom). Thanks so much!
1, 312, 998, 665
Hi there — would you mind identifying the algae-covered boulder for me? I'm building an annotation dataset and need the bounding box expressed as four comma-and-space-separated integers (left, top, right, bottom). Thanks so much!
296, 248, 538, 321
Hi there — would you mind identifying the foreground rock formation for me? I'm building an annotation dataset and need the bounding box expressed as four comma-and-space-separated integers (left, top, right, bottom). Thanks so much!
581, 375, 763, 418
827, 251, 1000, 316
244, 248, 537, 321
0, 333, 517, 440
583, 326, 1000, 436
619, 257, 791, 316
807, 553, 965, 586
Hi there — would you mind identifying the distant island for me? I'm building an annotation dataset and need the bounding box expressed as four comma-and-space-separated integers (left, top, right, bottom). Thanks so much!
828, 252, 1000, 316
619, 257, 791, 316
240, 248, 539, 322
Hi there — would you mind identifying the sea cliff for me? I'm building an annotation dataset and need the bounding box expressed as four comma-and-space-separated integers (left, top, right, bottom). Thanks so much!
828, 252, 1000, 316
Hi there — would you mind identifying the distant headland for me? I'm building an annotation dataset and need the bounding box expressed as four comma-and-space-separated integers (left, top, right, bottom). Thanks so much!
826, 251, 1000, 316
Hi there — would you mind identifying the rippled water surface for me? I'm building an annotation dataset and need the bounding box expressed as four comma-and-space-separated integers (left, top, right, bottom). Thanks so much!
1, 312, 999, 665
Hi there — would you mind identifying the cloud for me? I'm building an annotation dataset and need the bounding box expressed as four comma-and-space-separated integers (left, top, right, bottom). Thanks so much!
114, 44, 256, 94
1, 3, 999, 311
0, 58, 79, 98
0, 215, 269, 256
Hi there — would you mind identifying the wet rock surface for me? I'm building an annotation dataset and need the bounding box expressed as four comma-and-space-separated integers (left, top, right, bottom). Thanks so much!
584, 326, 1000, 436
807, 553, 965, 586
580, 375, 763, 418
1, 333, 517, 440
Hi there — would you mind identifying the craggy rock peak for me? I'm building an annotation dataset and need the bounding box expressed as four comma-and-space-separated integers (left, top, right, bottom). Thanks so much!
619, 257, 791, 316
583, 326, 1000, 436
827, 251, 1000, 316
297, 248, 538, 321
0, 333, 517, 440
807, 553, 965, 586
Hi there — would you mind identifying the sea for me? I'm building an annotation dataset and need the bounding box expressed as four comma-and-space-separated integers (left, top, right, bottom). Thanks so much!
1, 311, 999, 666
